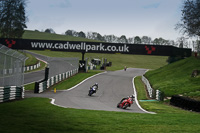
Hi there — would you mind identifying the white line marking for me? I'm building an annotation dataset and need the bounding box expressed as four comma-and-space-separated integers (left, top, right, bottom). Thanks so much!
50, 71, 107, 108
50, 98, 68, 108
132, 76, 156, 114
59, 71, 107, 92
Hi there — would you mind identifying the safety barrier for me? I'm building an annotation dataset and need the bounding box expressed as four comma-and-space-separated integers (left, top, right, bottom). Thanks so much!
0, 86, 24, 103
24, 61, 41, 72
142, 75, 164, 101
37, 68, 79, 93
170, 95, 200, 112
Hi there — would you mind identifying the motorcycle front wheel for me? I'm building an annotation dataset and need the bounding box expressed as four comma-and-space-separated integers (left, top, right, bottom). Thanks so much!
123, 103, 130, 109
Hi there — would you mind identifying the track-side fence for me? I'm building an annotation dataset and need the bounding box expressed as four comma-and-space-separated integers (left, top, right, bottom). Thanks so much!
0, 44, 26, 102
142, 75, 164, 101
35, 68, 79, 93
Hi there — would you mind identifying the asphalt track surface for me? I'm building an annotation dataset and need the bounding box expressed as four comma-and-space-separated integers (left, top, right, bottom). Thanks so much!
26, 66, 149, 113
54, 68, 149, 113
24, 51, 78, 84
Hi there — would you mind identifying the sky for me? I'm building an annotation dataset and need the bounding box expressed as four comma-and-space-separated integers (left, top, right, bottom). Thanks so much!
26, 0, 184, 40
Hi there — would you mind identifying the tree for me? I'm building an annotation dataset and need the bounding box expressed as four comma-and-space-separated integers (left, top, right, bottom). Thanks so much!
134, 36, 141, 44
127, 37, 134, 44
176, 0, 200, 37
176, 37, 189, 48
96, 33, 104, 41
86, 32, 104, 41
141, 36, 151, 44
45, 28, 55, 34
65, 30, 78, 36
78, 31, 86, 38
0, 0, 27, 38
104, 35, 118, 43
118, 35, 128, 43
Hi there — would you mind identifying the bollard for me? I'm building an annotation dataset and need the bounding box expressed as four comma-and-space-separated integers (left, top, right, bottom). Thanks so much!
54, 88, 56, 93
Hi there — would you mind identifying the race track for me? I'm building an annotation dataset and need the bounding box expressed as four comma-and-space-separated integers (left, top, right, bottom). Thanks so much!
51, 68, 148, 113
24, 52, 149, 113
24, 51, 78, 84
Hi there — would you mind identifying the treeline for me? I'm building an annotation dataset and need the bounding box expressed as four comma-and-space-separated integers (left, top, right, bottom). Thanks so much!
41, 28, 200, 51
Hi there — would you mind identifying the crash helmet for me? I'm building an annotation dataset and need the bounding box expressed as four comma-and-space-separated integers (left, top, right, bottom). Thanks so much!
95, 83, 98, 86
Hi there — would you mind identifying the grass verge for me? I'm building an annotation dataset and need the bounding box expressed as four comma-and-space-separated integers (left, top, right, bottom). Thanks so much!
29, 50, 168, 71
22, 51, 38, 66
24, 70, 102, 90
0, 74, 200, 133
144, 57, 200, 98
50, 70, 103, 90
0, 97, 199, 133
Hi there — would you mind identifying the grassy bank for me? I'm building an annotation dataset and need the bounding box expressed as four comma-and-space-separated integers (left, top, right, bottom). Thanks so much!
29, 50, 168, 71
144, 57, 200, 99
23, 30, 100, 42
22, 30, 168, 71
2, 30, 198, 132
0, 93, 199, 133
1, 69, 200, 133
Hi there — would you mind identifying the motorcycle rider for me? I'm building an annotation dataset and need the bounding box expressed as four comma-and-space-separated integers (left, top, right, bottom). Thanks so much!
90, 83, 98, 93
120, 94, 135, 103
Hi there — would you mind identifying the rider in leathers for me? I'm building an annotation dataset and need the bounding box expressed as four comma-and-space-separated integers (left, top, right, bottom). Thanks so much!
91, 83, 98, 93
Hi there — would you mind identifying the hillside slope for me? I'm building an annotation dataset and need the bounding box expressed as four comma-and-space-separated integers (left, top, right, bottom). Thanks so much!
22, 30, 100, 42
145, 57, 200, 99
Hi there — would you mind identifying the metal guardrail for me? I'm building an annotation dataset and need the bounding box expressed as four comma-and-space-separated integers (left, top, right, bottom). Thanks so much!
142, 75, 164, 101
35, 68, 79, 93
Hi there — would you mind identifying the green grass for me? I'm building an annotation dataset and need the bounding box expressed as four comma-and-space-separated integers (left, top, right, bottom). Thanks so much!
134, 76, 148, 100
0, 97, 200, 133
1, 30, 198, 132
50, 70, 102, 90
1, 65, 200, 133
22, 30, 168, 71
23, 30, 101, 42
134, 76, 188, 113
145, 57, 200, 98
29, 50, 168, 70
20, 51, 38, 66
24, 82, 35, 90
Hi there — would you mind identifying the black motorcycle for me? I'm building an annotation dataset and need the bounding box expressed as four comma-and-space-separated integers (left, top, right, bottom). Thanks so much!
88, 86, 97, 96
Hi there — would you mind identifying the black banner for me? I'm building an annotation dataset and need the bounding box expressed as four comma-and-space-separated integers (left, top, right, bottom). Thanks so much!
0, 38, 191, 57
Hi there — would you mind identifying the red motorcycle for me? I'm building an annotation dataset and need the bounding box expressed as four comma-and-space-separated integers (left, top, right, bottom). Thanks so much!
117, 95, 135, 109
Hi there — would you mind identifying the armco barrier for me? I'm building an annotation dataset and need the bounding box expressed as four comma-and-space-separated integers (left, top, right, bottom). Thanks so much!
142, 75, 164, 101
170, 95, 200, 112
24, 61, 40, 72
0, 86, 24, 103
37, 68, 79, 93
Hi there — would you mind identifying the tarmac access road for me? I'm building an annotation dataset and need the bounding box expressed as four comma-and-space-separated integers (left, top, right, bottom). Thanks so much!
26, 68, 149, 113
24, 51, 77, 84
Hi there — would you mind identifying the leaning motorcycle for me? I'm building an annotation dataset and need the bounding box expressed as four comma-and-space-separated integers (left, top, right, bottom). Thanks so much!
88, 86, 97, 96
117, 95, 134, 109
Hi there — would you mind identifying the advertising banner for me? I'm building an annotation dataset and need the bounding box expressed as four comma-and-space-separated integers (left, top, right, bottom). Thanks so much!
0, 38, 191, 57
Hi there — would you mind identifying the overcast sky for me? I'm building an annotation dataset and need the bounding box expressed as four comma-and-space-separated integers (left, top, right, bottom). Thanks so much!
26, 0, 184, 40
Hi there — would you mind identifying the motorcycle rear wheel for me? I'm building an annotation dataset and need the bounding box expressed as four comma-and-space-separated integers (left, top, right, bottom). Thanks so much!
117, 103, 120, 108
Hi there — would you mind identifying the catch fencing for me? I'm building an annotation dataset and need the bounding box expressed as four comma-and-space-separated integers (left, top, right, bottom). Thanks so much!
0, 44, 26, 102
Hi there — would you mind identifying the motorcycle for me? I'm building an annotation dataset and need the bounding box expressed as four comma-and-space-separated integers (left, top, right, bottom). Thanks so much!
117, 95, 135, 109
88, 86, 98, 96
